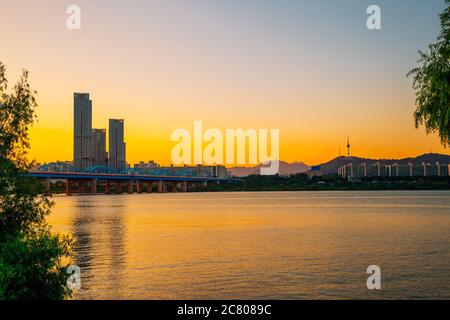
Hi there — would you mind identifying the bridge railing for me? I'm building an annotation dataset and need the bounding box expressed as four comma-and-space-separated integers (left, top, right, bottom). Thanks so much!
33, 163, 223, 178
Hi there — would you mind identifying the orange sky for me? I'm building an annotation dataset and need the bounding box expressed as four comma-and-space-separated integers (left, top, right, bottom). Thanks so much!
1, 0, 448, 166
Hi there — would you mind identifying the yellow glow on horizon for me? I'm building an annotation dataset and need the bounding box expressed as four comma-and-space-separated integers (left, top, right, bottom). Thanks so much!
28, 117, 449, 167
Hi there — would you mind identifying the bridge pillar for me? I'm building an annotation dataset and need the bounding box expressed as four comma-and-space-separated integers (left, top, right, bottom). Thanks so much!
172, 183, 178, 193
158, 180, 163, 193
136, 181, 141, 194
117, 182, 122, 194
44, 179, 51, 192
147, 183, 152, 193
105, 181, 111, 194
182, 181, 187, 192
128, 181, 133, 194
91, 179, 97, 194
65, 179, 71, 195
78, 180, 85, 193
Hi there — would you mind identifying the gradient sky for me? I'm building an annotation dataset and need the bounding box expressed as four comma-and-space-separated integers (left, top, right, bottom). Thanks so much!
1, 0, 449, 166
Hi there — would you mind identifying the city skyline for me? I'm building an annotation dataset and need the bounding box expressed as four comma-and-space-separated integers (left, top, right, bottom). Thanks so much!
37, 90, 449, 168
1, 0, 449, 166
73, 92, 127, 171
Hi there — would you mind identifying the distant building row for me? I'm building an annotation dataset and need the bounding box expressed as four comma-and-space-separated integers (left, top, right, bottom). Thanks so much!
338, 162, 450, 179
133, 161, 228, 178
74, 93, 126, 171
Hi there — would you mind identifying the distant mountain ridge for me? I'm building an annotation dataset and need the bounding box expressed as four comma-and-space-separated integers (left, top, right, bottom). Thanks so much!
228, 161, 310, 177
227, 153, 450, 177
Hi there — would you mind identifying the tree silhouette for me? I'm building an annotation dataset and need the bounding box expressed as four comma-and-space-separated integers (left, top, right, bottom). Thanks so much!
0, 61, 73, 300
408, 0, 450, 147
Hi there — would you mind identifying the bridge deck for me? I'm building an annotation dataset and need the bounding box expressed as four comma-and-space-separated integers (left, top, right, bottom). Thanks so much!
29, 172, 228, 182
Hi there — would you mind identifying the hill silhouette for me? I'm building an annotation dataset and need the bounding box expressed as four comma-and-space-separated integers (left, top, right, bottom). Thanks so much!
228, 161, 310, 177
317, 153, 450, 175
227, 153, 450, 176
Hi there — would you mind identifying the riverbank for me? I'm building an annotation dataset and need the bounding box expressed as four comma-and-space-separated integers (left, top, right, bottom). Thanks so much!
204, 175, 450, 192
43, 174, 450, 195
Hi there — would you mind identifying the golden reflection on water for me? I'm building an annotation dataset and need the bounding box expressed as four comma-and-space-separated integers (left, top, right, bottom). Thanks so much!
47, 191, 450, 299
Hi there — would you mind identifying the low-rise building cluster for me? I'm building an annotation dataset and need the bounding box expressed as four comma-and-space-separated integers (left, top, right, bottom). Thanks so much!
338, 162, 450, 179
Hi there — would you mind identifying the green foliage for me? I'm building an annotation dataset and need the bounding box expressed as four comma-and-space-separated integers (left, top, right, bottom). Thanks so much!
408, 1, 450, 147
0, 234, 72, 300
204, 174, 450, 192
0, 61, 73, 300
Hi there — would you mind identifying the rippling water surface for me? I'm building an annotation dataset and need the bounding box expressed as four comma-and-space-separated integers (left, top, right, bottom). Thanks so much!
48, 191, 450, 299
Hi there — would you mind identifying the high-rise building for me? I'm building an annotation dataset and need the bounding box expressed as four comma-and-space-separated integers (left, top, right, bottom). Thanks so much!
74, 93, 93, 170
91, 128, 108, 166
109, 119, 126, 171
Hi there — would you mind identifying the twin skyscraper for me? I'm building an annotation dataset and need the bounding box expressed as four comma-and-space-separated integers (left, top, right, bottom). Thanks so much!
73, 93, 126, 171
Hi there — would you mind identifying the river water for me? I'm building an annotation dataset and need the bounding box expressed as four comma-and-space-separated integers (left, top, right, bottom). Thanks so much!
48, 190, 450, 299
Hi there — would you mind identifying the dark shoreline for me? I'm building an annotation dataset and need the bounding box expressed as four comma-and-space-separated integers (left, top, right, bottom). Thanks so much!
202, 174, 450, 193
47, 175, 450, 195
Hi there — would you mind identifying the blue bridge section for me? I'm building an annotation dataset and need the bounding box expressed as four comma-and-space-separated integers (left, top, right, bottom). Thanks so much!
29, 169, 232, 194
29, 171, 224, 183
31, 162, 232, 194
33, 162, 226, 178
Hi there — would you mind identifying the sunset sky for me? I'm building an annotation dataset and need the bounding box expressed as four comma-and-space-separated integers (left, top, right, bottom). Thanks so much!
1, 0, 449, 166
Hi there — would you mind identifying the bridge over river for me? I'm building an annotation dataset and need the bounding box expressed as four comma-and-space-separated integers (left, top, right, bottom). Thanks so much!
29, 172, 230, 195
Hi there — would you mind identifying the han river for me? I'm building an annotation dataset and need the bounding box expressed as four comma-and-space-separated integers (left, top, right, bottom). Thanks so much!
47, 191, 450, 299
